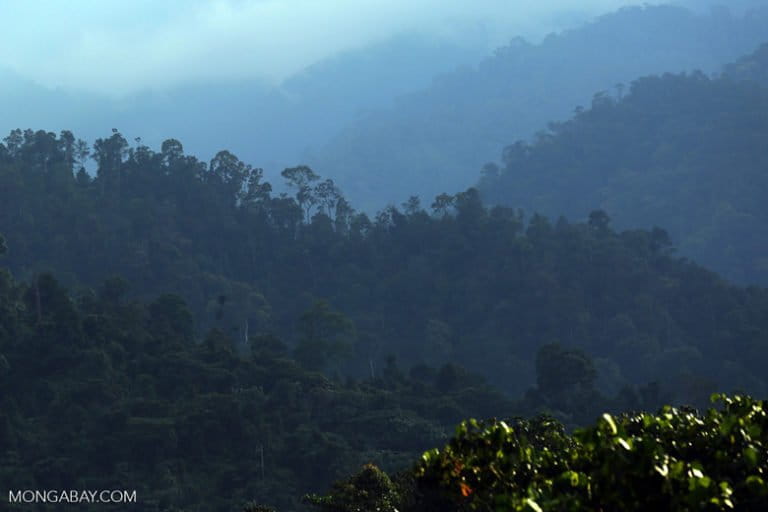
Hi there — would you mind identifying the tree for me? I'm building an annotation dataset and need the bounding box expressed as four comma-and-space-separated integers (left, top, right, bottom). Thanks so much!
3, 129, 22, 158
650, 226, 673, 253
402, 196, 422, 216
294, 300, 355, 372
161, 138, 184, 163
304, 464, 401, 512
454, 188, 485, 224
333, 197, 354, 234
208, 150, 251, 203
314, 179, 341, 218
281, 166, 320, 222
431, 193, 454, 217
244, 167, 272, 205
148, 294, 194, 347
536, 343, 597, 396
92, 129, 128, 196
58, 130, 76, 172
588, 209, 611, 233
72, 138, 90, 176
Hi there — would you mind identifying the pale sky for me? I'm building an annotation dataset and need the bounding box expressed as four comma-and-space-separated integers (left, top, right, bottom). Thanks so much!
0, 1, 657, 96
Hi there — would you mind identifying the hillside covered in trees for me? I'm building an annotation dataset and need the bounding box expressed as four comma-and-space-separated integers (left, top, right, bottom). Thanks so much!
3, 3, 768, 512
478, 43, 768, 286
2, 238, 764, 510
0, 246, 518, 510
308, 4, 768, 211
2, 126, 768, 409
3, 27, 768, 512
2, 124, 768, 509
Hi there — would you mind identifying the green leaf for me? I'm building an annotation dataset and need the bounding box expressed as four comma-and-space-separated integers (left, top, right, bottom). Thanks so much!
745, 475, 766, 491
602, 413, 618, 435
743, 446, 759, 467
719, 481, 733, 497
524, 498, 543, 512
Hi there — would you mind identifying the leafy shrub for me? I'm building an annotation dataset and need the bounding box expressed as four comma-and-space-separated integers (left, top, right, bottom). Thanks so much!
303, 463, 403, 512
415, 394, 767, 511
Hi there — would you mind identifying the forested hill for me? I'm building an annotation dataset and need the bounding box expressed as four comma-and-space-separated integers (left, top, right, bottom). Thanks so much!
478, 43, 768, 287
1, 233, 762, 510
0, 240, 516, 511
2, 129, 768, 409
724, 42, 768, 84
308, 4, 768, 211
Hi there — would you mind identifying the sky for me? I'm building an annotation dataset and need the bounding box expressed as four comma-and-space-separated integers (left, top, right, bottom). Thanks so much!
0, 0, 651, 96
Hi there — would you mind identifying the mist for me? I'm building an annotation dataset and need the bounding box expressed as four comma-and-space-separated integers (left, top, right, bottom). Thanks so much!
1, 0, 647, 95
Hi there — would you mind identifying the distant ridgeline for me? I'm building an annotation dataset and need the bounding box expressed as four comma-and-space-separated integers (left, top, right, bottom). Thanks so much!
479, 42, 768, 286
309, 4, 768, 214
1, 125, 768, 409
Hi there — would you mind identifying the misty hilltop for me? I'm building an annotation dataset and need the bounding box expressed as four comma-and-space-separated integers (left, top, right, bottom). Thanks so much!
307, 4, 768, 211
477, 42, 768, 286
0, 33, 487, 175
2, 3, 767, 198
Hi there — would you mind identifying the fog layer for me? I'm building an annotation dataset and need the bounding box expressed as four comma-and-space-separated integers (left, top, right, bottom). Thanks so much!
1, 0, 646, 95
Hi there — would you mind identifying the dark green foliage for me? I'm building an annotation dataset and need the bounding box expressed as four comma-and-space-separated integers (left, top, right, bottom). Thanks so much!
1, 127, 768, 407
0, 263, 514, 511
303, 463, 402, 512
409, 394, 768, 511
243, 504, 278, 512
2, 110, 768, 509
294, 300, 355, 372
535, 344, 596, 395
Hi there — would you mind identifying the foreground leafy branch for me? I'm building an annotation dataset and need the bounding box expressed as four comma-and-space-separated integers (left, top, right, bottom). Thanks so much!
304, 394, 767, 511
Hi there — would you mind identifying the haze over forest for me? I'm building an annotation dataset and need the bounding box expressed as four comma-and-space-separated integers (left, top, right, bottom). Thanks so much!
1, 1, 765, 185
2, 1, 768, 511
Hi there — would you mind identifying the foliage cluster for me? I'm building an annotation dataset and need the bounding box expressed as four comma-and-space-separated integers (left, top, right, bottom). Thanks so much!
309, 394, 768, 511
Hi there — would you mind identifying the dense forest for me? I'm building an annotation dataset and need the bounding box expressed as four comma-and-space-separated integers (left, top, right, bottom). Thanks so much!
2, 128, 768, 408
478, 43, 768, 286
1, 118, 767, 508
2, 244, 765, 510
2, 4, 768, 511
0, 247, 514, 510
